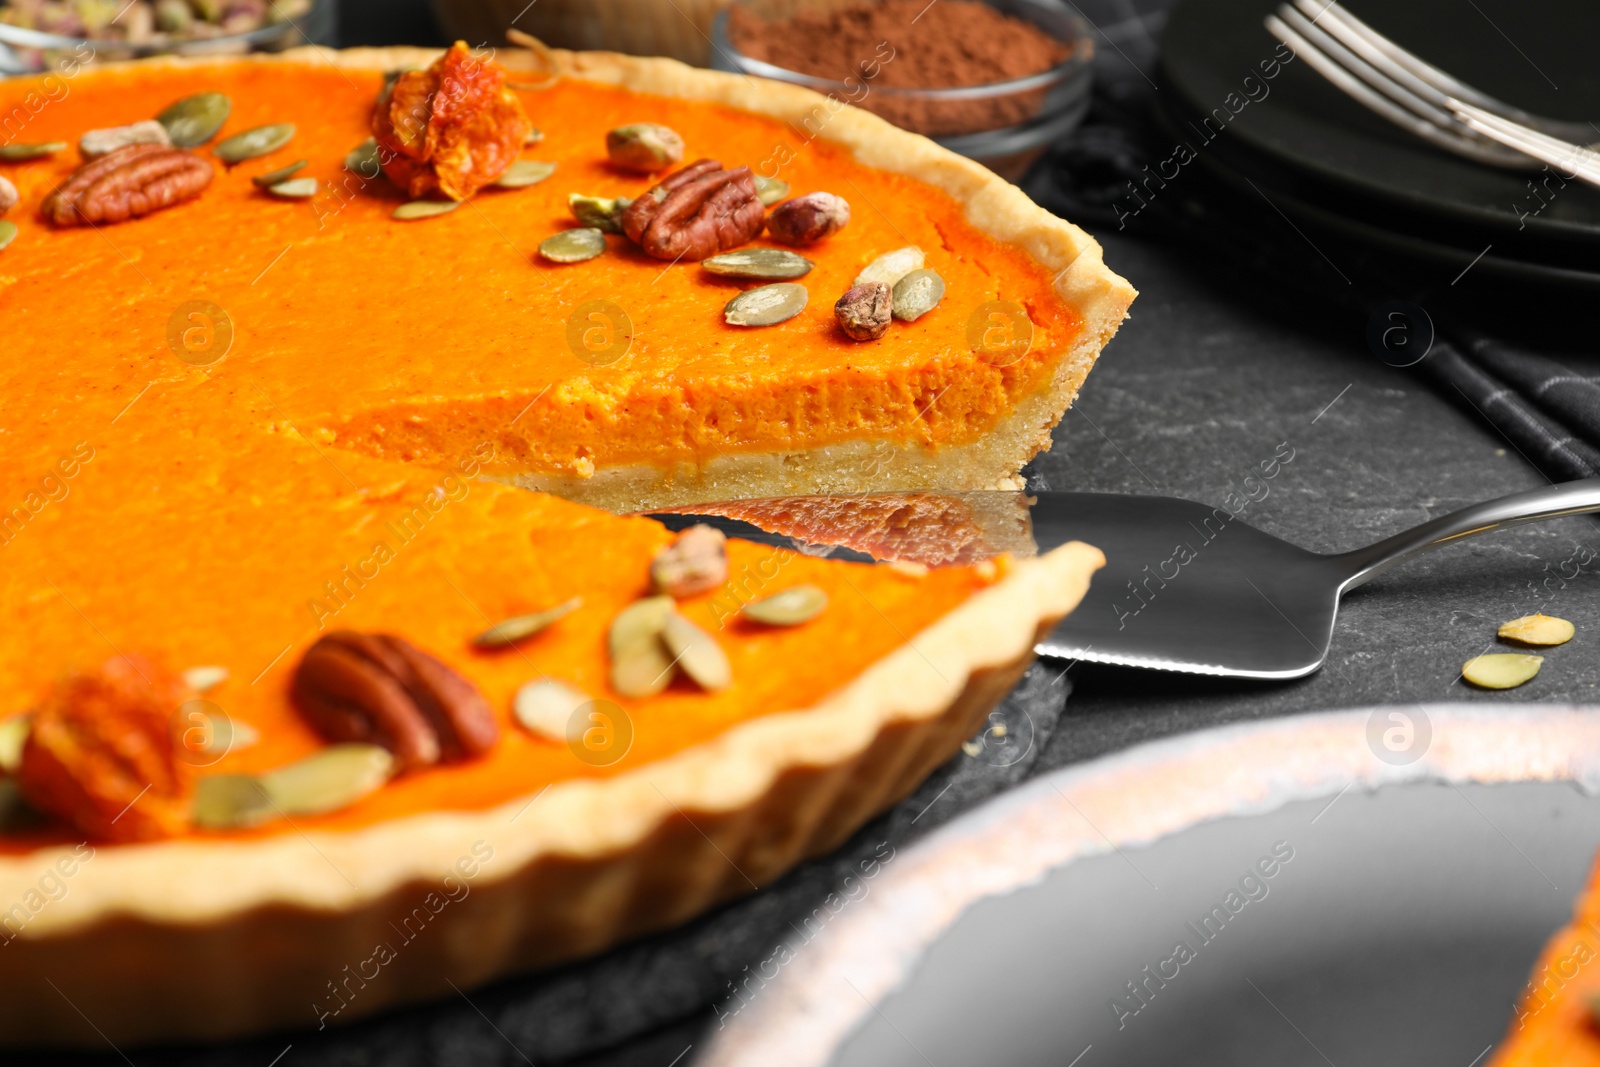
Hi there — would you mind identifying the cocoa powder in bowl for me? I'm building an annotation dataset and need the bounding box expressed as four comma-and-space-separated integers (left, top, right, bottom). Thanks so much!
727, 0, 1073, 137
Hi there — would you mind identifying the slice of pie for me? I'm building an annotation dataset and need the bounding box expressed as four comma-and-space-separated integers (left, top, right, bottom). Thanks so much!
0, 43, 1114, 1046
1488, 847, 1600, 1065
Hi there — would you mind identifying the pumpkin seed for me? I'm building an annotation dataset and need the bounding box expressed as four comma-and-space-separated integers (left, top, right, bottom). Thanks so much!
540, 227, 607, 263
156, 91, 231, 147
525, 127, 545, 146
568, 193, 630, 234
0, 141, 66, 161
393, 199, 461, 221
891, 268, 945, 322
345, 137, 381, 176
251, 160, 308, 188
742, 585, 828, 626
193, 774, 274, 829
661, 613, 731, 691
197, 715, 259, 755
703, 248, 814, 280
474, 596, 582, 649
0, 780, 43, 833
0, 221, 16, 253
513, 679, 590, 741
1462, 653, 1543, 690
0, 715, 28, 774
213, 123, 296, 164
267, 177, 317, 199
259, 743, 394, 816
855, 246, 925, 288
496, 159, 558, 189
609, 595, 677, 698
182, 664, 230, 692
724, 283, 808, 327
754, 174, 789, 206
1497, 613, 1574, 646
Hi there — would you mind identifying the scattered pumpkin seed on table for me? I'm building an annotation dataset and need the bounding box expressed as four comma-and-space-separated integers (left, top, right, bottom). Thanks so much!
610, 595, 678, 698
892, 268, 945, 322
156, 91, 231, 147
0, 221, 17, 252
742, 585, 828, 626
474, 597, 582, 649
1497, 613, 1574, 646
513, 679, 590, 741
393, 199, 460, 221
267, 177, 317, 199
1462, 653, 1544, 689
214, 123, 296, 164
753, 174, 789, 206
662, 613, 732, 691
703, 248, 814, 280
496, 160, 558, 189
258, 743, 395, 816
724, 283, 808, 326
540, 227, 607, 263
251, 160, 308, 188
345, 138, 380, 174
0, 141, 66, 161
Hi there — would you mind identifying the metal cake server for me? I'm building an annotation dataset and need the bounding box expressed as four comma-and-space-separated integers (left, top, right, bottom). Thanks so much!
655, 480, 1600, 679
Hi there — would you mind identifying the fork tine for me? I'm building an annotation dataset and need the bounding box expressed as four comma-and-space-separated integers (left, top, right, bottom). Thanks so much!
1278, 5, 1459, 132
1448, 99, 1600, 190
1266, 10, 1533, 169
1294, 0, 1598, 144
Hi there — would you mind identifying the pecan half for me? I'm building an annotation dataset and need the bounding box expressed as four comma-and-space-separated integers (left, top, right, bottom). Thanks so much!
620, 158, 765, 261
18, 655, 196, 842
42, 143, 213, 227
291, 631, 497, 770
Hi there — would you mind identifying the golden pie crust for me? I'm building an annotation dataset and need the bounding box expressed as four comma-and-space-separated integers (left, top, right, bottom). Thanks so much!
0, 43, 1116, 1046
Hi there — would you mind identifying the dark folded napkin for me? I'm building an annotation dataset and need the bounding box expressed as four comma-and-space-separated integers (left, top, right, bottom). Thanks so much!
1030, 0, 1600, 482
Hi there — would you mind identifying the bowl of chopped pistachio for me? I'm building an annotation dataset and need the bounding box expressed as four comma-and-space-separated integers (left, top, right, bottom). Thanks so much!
0, 0, 334, 76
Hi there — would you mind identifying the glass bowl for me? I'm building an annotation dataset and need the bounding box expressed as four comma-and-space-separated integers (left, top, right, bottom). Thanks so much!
0, 0, 336, 77
709, 0, 1092, 180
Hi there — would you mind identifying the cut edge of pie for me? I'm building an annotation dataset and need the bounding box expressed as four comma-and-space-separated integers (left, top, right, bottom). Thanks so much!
0, 541, 1102, 1046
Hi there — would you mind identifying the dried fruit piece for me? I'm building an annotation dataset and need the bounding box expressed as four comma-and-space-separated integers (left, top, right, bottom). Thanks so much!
835, 281, 892, 341
569, 193, 631, 234
0, 175, 15, 216
540, 227, 606, 263
1497, 613, 1574, 646
0, 141, 66, 162
725, 283, 808, 327
0, 715, 28, 774
513, 679, 589, 741
213, 123, 296, 164
43, 144, 214, 227
766, 192, 850, 246
372, 41, 533, 201
80, 119, 172, 160
662, 613, 732, 691
474, 597, 582, 648
609, 595, 677, 698
17, 655, 197, 842
652, 525, 729, 597
606, 123, 685, 172
258, 744, 394, 816
702, 248, 814, 280
753, 174, 788, 206
291, 631, 499, 769
620, 158, 766, 261
251, 160, 308, 188
1462, 653, 1543, 689
856, 246, 925, 287
496, 159, 557, 188
156, 92, 231, 148
181, 665, 229, 692
742, 585, 828, 626
267, 177, 318, 199
892, 268, 945, 322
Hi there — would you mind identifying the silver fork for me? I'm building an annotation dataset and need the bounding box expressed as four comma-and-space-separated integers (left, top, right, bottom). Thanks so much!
1265, 0, 1600, 187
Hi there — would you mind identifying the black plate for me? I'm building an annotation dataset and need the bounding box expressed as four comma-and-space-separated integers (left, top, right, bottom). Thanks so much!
1160, 0, 1600, 242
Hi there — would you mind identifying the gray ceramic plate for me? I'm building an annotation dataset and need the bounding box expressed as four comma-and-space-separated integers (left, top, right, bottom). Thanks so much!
698, 705, 1600, 1067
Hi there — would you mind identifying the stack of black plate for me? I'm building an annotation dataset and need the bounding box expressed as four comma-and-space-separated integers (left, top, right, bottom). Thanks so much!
1157, 0, 1600, 305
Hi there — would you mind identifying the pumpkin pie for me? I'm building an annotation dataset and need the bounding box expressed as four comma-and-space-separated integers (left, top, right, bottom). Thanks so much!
0, 44, 1113, 1046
